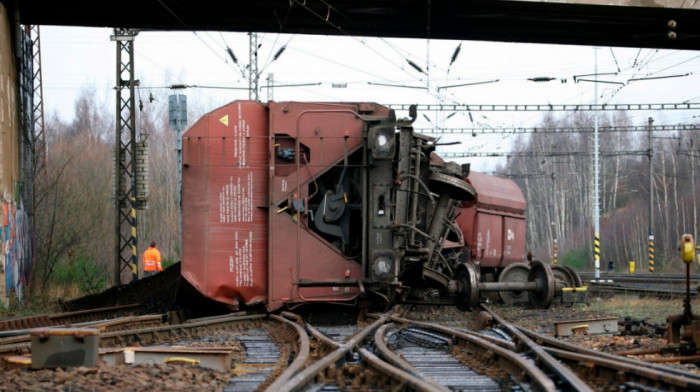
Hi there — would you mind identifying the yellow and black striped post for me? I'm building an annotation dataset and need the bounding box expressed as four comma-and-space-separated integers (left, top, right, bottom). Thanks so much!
131, 197, 138, 281
553, 238, 558, 264
648, 234, 655, 273
594, 233, 601, 274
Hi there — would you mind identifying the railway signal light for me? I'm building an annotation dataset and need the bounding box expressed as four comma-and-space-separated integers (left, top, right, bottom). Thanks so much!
680, 234, 695, 264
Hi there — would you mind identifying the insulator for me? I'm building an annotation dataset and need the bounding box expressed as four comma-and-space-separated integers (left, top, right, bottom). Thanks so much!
528, 76, 556, 82
449, 43, 461, 66
226, 47, 238, 63
407, 59, 425, 74
273, 46, 286, 61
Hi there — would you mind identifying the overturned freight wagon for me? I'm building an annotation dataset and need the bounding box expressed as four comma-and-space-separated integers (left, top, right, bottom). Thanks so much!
180, 100, 566, 312
457, 171, 527, 271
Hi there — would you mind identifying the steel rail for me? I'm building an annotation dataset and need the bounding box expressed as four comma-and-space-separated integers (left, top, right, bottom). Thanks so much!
580, 273, 700, 280
373, 323, 451, 392
390, 315, 516, 351
263, 314, 310, 391
0, 314, 163, 345
0, 304, 142, 331
274, 314, 388, 392
481, 304, 593, 392
99, 313, 265, 346
387, 315, 557, 391
546, 347, 700, 390
357, 347, 443, 392
276, 310, 440, 391
0, 312, 265, 356
518, 325, 700, 387
586, 282, 698, 298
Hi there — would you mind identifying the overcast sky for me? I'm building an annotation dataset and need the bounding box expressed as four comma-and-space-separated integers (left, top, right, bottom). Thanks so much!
39, 26, 700, 171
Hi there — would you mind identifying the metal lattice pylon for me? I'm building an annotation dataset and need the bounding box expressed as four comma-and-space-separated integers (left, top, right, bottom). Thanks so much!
26, 26, 45, 176
113, 28, 139, 286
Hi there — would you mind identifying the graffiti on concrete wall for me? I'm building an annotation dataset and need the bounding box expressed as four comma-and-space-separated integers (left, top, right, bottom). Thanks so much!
1, 197, 32, 301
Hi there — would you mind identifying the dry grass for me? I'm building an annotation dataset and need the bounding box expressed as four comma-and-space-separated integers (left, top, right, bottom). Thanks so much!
587, 296, 686, 324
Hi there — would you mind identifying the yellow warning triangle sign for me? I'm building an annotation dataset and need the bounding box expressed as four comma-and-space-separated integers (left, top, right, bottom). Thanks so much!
219, 114, 229, 126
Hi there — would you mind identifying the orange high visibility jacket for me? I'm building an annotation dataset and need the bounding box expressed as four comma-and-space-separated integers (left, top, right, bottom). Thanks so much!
144, 246, 162, 272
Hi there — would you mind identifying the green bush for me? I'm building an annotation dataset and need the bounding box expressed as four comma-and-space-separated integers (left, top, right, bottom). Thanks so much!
74, 255, 106, 295
561, 246, 592, 271
162, 256, 176, 270
51, 254, 105, 296
52, 260, 79, 285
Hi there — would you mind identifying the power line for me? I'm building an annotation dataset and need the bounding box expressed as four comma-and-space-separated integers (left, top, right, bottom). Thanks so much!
389, 103, 700, 112
440, 150, 650, 158
416, 124, 700, 135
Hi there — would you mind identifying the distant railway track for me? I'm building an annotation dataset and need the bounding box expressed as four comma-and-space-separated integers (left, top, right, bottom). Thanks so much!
580, 272, 700, 298
586, 282, 698, 298
0, 304, 144, 331
580, 272, 700, 284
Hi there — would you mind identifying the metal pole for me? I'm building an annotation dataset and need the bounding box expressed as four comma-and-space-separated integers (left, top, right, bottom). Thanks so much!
593, 48, 601, 279
248, 32, 259, 101
114, 30, 122, 287
685, 262, 691, 319
267, 73, 274, 101
648, 117, 655, 273
177, 120, 182, 263
551, 171, 558, 264
112, 29, 139, 285
168, 94, 187, 262
552, 221, 558, 264
129, 36, 138, 283
693, 144, 698, 244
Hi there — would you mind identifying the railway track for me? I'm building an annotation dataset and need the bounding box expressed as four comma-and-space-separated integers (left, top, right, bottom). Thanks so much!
580, 272, 700, 283
478, 304, 700, 391
586, 281, 698, 298
580, 271, 700, 298
0, 304, 145, 331
2, 304, 700, 391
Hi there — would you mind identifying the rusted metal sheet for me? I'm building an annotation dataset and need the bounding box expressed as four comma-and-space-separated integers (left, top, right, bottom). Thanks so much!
181, 101, 269, 310
457, 172, 526, 268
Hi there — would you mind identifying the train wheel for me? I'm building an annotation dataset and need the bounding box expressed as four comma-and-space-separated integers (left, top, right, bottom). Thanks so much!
429, 172, 476, 201
498, 263, 530, 305
528, 261, 554, 309
455, 263, 479, 311
563, 265, 583, 287
551, 264, 578, 292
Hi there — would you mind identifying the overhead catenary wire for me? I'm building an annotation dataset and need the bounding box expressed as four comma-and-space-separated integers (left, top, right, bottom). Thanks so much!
152, 0, 247, 76
439, 150, 651, 158
47, 9, 700, 135
416, 123, 700, 135
388, 102, 700, 111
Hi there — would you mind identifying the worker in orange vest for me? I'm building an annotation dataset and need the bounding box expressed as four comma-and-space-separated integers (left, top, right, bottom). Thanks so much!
143, 241, 163, 278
